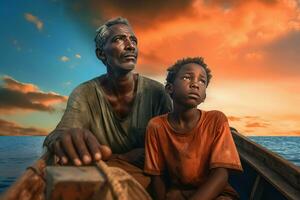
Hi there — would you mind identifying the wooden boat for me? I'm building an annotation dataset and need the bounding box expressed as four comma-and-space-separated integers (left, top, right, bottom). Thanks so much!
1, 129, 300, 200
229, 128, 300, 200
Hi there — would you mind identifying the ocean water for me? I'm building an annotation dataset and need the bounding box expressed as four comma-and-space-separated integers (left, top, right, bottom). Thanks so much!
0, 136, 299, 194
249, 136, 300, 166
0, 136, 45, 194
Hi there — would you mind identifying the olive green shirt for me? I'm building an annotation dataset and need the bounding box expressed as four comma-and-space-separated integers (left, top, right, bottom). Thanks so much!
44, 75, 172, 153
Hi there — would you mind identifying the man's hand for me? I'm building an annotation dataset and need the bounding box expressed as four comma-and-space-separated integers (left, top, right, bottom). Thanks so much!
51, 128, 112, 166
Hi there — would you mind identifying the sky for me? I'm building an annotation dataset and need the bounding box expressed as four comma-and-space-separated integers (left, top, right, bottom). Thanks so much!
0, 0, 299, 136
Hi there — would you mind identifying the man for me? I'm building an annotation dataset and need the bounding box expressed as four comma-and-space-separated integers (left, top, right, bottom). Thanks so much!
43, 17, 172, 188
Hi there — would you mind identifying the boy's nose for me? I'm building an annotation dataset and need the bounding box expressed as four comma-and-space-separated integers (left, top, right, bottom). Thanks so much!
190, 81, 200, 89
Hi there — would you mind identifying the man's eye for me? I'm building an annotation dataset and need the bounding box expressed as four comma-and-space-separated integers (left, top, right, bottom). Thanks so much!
113, 37, 122, 42
131, 39, 137, 45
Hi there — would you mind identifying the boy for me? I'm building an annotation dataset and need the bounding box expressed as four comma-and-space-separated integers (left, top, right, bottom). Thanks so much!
144, 57, 243, 200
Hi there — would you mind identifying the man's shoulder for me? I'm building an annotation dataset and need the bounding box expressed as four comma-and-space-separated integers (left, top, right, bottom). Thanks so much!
140, 75, 165, 90
70, 76, 101, 94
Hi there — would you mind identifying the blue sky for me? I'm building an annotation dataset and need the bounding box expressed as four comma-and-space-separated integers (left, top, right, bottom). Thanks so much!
0, 0, 105, 95
0, 0, 106, 133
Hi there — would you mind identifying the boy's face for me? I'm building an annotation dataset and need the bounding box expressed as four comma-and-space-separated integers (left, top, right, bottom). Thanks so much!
169, 63, 207, 108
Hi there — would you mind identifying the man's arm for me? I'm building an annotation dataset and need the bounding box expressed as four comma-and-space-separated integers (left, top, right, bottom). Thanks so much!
189, 168, 228, 200
43, 83, 113, 166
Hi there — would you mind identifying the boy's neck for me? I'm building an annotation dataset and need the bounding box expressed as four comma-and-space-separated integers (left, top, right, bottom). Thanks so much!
168, 107, 201, 133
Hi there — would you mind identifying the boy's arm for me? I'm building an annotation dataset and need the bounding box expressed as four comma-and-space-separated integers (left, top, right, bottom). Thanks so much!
151, 175, 166, 200
189, 167, 228, 200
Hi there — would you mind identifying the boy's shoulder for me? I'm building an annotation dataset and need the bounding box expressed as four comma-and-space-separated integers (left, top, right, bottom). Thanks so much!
203, 110, 228, 124
148, 114, 168, 128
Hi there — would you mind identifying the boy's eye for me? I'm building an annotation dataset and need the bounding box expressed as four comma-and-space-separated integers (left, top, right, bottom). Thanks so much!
199, 79, 206, 85
182, 76, 191, 81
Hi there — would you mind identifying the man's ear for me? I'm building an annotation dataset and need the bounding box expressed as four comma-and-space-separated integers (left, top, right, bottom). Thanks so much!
96, 48, 105, 61
165, 83, 174, 95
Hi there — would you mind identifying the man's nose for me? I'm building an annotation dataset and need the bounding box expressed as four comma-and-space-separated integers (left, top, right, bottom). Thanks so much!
124, 38, 136, 50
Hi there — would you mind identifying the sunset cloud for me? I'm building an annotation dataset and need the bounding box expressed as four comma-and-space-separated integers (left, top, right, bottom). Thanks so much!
61, 0, 300, 79
60, 56, 70, 62
227, 116, 242, 121
0, 118, 48, 136
24, 13, 43, 31
245, 122, 270, 128
0, 76, 67, 113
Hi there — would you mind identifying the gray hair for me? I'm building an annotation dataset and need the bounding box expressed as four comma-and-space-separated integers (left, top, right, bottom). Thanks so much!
94, 17, 131, 51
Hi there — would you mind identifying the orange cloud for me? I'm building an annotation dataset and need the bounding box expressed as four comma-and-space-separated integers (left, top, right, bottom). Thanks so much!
3, 75, 39, 93
61, 0, 300, 79
245, 122, 269, 128
227, 116, 242, 121
24, 13, 43, 31
0, 118, 48, 136
0, 76, 67, 114
133, 0, 300, 78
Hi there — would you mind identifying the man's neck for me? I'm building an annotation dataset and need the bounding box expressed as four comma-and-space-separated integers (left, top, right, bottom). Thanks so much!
106, 71, 136, 96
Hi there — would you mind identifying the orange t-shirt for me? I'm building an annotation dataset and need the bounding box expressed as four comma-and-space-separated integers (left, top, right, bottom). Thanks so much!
144, 110, 243, 188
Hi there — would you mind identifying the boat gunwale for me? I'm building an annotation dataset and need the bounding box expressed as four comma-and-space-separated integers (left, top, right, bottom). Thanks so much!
231, 129, 300, 200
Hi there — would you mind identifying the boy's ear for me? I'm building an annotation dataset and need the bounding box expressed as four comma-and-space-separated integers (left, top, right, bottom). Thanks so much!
165, 83, 174, 95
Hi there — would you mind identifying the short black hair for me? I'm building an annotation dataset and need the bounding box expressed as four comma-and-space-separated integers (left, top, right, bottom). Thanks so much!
95, 17, 131, 51
166, 57, 212, 86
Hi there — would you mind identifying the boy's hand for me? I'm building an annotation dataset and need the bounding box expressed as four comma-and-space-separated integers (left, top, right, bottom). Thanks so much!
51, 128, 112, 166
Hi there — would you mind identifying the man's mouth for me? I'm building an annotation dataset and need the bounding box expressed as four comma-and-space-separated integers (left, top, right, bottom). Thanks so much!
123, 53, 137, 61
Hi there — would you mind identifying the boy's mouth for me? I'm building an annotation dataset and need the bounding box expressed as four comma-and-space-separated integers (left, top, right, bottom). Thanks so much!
188, 92, 201, 99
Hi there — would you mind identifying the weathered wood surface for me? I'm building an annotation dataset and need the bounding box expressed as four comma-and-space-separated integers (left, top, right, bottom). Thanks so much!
1, 158, 151, 200
46, 167, 105, 200
232, 130, 300, 200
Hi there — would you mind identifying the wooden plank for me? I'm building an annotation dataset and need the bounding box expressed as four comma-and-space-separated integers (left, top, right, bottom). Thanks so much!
46, 166, 106, 200
250, 175, 264, 200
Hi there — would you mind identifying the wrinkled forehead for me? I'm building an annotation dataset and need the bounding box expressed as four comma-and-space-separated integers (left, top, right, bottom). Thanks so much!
105, 24, 136, 39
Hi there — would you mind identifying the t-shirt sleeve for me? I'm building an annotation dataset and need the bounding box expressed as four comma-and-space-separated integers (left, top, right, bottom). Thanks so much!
144, 120, 166, 175
158, 91, 172, 115
43, 84, 90, 148
209, 114, 243, 172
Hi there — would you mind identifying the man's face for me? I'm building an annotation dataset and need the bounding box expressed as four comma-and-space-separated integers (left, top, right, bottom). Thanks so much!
170, 63, 207, 108
102, 24, 138, 74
